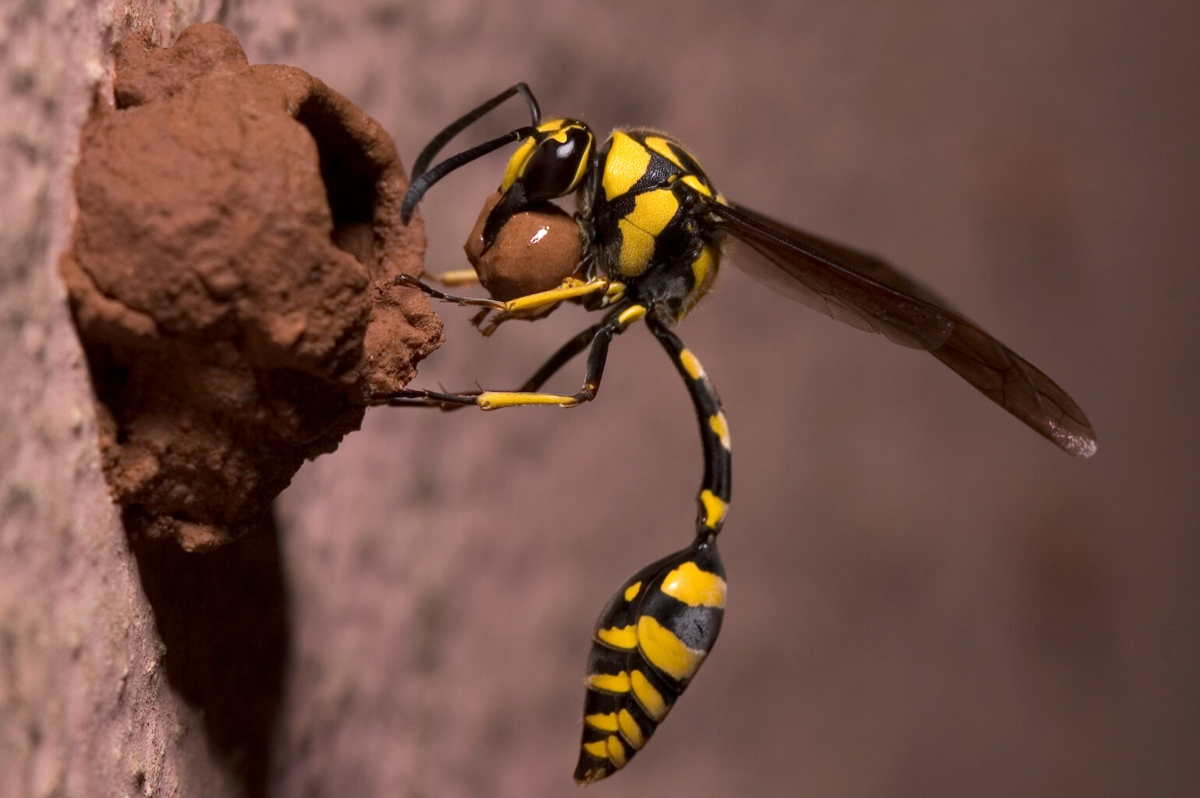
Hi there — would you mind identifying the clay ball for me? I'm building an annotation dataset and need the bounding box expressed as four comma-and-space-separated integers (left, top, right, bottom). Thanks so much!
464, 191, 582, 302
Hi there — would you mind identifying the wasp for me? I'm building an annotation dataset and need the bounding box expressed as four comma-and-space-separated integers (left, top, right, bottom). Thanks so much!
379, 83, 1097, 784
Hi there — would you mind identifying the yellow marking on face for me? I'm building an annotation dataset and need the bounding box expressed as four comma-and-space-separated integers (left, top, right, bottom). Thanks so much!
617, 218, 655, 277
637, 615, 706, 682
679, 348, 705, 381
586, 671, 631, 693
624, 581, 643, 601
617, 709, 645, 749
682, 174, 713, 197
585, 712, 620, 732
617, 305, 647, 327
478, 391, 577, 409
661, 561, 727, 608
643, 135, 686, 170
537, 119, 567, 133
583, 740, 609, 759
631, 670, 668, 720
606, 735, 627, 768
597, 624, 639, 650
603, 132, 652, 201
709, 411, 731, 450
500, 137, 537, 191
700, 489, 729, 529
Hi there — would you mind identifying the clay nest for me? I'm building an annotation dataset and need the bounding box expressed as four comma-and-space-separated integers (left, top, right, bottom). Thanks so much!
61, 23, 442, 550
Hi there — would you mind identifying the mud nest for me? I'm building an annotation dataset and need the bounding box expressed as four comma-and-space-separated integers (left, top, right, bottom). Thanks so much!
61, 23, 442, 550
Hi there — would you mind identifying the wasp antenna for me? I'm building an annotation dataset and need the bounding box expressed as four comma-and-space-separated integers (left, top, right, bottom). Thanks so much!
401, 127, 535, 223
411, 83, 542, 180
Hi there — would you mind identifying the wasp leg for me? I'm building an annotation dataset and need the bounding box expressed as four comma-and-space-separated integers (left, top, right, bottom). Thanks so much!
516, 321, 607, 392
381, 304, 647, 410
393, 274, 506, 310
473, 278, 626, 336
425, 269, 480, 287
379, 321, 605, 411
395, 273, 615, 317
573, 319, 731, 784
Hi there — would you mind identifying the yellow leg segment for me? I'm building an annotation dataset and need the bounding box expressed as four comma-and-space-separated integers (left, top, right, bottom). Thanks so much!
425, 268, 480, 287
477, 391, 583, 409
501, 277, 619, 314
394, 274, 624, 314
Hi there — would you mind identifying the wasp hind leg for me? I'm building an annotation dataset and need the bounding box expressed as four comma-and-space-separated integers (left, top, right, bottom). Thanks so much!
574, 320, 732, 783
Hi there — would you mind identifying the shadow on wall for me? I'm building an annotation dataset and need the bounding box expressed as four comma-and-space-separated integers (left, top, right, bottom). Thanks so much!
131, 510, 289, 798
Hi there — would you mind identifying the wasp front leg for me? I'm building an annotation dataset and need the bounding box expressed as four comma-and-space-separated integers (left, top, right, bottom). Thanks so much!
574, 319, 732, 784
395, 273, 614, 315
424, 268, 480, 288
394, 273, 622, 337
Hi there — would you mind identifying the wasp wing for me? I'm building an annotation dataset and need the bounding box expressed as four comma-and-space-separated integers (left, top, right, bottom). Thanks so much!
712, 202, 1097, 458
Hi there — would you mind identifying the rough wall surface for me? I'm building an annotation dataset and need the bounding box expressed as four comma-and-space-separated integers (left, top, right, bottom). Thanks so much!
0, 2, 240, 796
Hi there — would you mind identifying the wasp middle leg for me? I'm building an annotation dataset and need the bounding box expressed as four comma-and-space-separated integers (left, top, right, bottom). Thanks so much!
377, 304, 647, 410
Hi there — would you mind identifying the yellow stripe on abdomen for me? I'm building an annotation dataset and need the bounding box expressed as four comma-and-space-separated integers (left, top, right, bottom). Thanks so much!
606, 735, 627, 767
661, 561, 727, 608
597, 624, 639, 650
630, 670, 668, 720
637, 615, 706, 682
585, 712, 620, 732
586, 671, 631, 694
618, 709, 645, 749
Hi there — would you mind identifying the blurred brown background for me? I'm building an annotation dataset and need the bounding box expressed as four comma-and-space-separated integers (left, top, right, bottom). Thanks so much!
4, 0, 1197, 796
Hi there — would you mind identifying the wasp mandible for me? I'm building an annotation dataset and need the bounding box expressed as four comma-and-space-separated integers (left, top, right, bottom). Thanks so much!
379, 83, 1097, 784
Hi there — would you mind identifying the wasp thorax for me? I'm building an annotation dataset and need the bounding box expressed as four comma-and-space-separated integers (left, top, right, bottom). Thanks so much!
464, 191, 582, 304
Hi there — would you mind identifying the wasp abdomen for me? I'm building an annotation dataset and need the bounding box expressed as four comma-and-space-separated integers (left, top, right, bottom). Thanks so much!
574, 535, 725, 784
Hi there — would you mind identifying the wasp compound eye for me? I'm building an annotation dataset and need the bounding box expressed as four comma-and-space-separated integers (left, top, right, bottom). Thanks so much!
522, 127, 591, 200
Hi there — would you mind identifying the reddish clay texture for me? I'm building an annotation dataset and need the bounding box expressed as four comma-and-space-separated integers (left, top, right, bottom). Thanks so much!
464, 190, 582, 303
60, 23, 441, 550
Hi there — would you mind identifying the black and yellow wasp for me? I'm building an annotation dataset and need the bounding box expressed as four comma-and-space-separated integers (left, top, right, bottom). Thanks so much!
379, 84, 1097, 784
